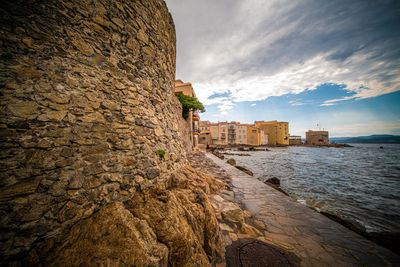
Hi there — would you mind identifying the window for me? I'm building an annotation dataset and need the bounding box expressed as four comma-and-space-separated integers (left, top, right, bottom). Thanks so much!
214, 129, 216, 132
214, 126, 216, 128
215, 141, 218, 144
202, 137, 206, 140
251, 136, 254, 139
252, 130, 257, 133
239, 135, 241, 139
250, 141, 253, 144
229, 126, 234, 129
213, 134, 216, 139
244, 135, 246, 138
205, 127, 208, 130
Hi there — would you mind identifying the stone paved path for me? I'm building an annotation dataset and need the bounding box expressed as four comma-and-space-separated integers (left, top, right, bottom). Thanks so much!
206, 153, 400, 267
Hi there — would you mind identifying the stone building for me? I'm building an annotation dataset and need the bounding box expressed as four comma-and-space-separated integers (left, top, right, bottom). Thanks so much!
306, 130, 329, 146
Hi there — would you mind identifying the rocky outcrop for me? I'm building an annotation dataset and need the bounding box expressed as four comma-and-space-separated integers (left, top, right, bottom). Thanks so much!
27, 166, 226, 266
28, 202, 169, 266
0, 0, 192, 263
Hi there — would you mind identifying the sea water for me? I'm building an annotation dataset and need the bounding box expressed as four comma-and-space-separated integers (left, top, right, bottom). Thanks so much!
226, 144, 400, 236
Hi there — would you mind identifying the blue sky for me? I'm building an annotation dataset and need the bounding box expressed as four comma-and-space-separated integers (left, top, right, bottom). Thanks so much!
165, 0, 400, 137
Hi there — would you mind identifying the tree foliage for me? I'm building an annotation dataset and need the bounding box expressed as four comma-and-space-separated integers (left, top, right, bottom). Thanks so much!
175, 92, 205, 119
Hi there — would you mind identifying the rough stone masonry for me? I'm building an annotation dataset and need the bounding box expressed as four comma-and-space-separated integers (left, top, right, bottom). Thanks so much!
0, 0, 193, 262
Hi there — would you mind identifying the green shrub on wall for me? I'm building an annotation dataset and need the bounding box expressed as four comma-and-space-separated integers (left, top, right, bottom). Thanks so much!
175, 92, 205, 119
155, 149, 166, 159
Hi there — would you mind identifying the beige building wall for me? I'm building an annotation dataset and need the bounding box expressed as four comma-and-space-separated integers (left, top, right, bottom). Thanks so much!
236, 124, 248, 144
255, 121, 277, 145
255, 120, 289, 146
210, 123, 219, 145
247, 125, 261, 146
277, 122, 289, 145
227, 122, 238, 145
261, 130, 269, 145
218, 122, 228, 145
199, 121, 220, 145
174, 80, 196, 97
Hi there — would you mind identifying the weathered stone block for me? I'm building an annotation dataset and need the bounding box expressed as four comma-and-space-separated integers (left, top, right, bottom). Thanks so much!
7, 101, 40, 119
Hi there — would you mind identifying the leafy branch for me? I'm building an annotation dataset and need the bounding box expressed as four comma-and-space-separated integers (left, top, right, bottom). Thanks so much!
175, 92, 205, 119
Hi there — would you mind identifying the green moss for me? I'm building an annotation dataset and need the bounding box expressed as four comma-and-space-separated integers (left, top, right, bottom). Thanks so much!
155, 149, 166, 159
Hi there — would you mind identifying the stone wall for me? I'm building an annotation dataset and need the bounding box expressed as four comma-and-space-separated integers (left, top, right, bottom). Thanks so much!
0, 0, 191, 261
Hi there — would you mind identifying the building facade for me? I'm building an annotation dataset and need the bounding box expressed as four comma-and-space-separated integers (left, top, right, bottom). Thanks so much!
199, 120, 290, 146
254, 120, 289, 146
174, 80, 200, 147
247, 125, 261, 146
289, 135, 302, 145
305, 130, 329, 146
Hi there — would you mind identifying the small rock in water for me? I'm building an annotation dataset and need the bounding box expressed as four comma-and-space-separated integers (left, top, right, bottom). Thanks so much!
235, 166, 253, 176
265, 177, 280, 185
227, 158, 236, 166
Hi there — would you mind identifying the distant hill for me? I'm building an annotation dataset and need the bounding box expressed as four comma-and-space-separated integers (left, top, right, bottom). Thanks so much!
330, 135, 400, 144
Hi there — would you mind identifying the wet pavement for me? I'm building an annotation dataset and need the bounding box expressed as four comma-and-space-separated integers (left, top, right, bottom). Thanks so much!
206, 153, 400, 267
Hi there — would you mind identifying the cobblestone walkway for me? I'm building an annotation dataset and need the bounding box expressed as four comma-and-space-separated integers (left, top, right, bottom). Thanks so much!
206, 153, 400, 267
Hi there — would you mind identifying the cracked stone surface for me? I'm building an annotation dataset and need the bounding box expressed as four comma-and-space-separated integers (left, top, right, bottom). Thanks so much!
206, 153, 400, 267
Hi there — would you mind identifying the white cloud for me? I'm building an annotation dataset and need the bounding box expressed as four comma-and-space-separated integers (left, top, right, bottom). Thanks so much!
166, 0, 400, 111
250, 103, 256, 107
195, 51, 399, 109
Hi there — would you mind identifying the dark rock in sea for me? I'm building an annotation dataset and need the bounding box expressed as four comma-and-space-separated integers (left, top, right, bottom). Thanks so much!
265, 177, 280, 186
212, 151, 224, 160
227, 158, 236, 166
235, 166, 253, 176
264, 178, 289, 196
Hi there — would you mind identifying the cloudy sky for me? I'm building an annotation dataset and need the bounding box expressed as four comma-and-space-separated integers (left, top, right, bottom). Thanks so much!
164, 0, 400, 137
